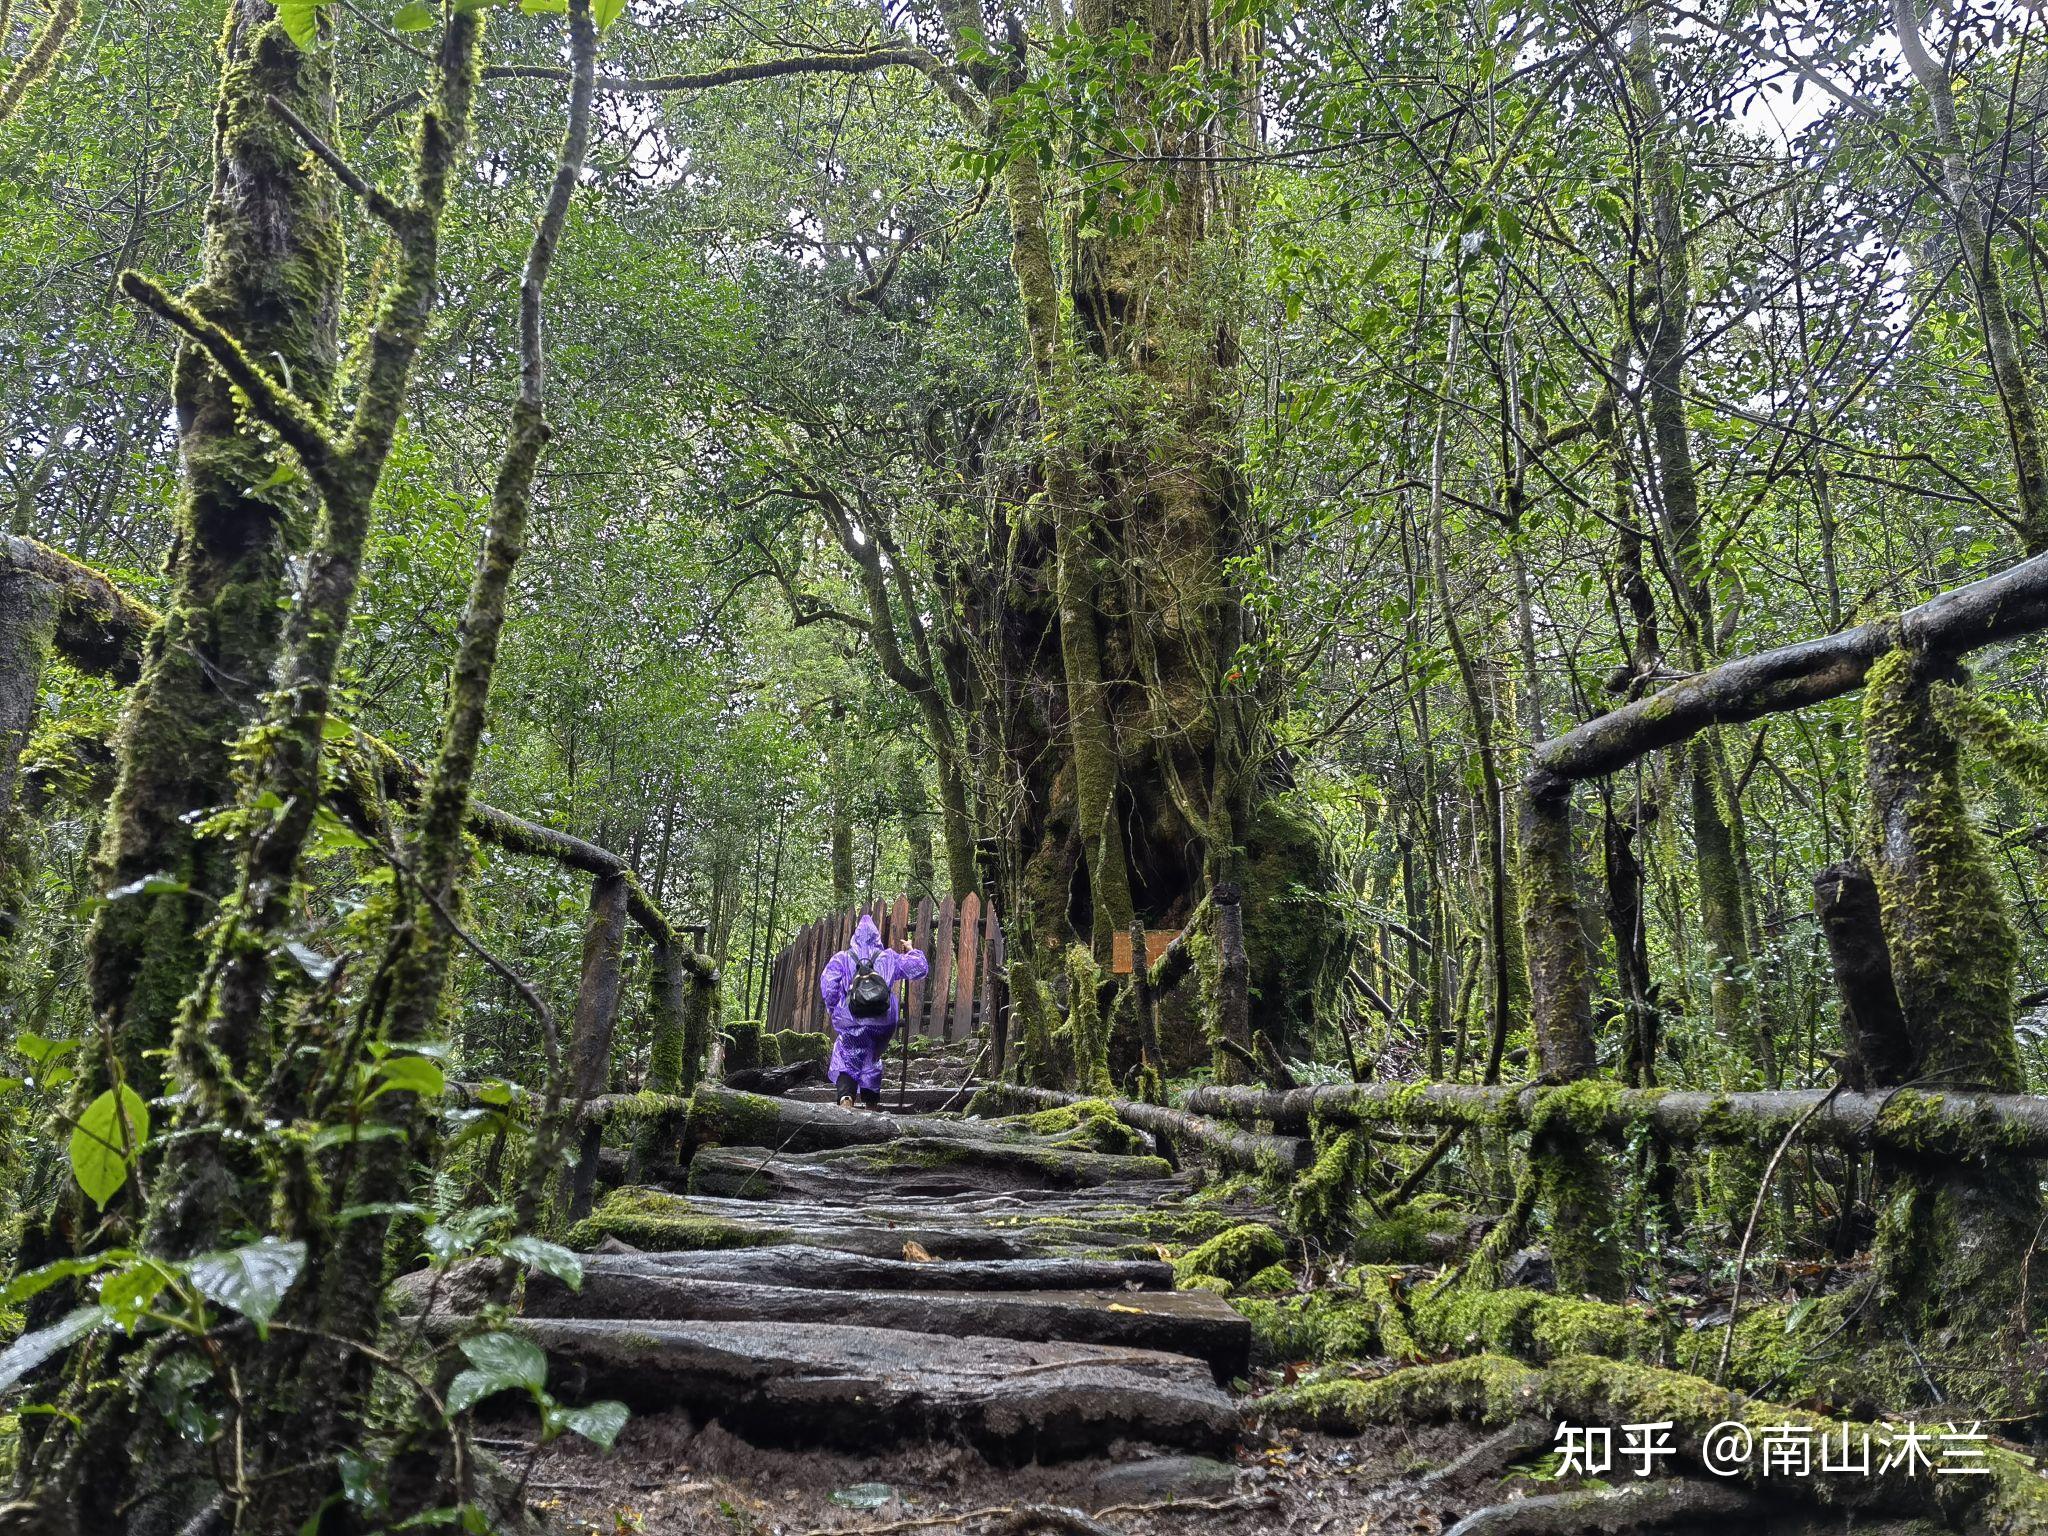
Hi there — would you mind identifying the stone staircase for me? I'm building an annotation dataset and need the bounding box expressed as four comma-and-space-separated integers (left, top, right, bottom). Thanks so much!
420, 1057, 1261, 1467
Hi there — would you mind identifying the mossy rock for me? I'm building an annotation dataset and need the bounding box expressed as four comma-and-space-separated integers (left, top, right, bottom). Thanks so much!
1173, 1222, 1286, 1288
1412, 1285, 1665, 1362
1239, 1285, 1382, 1364
769, 1030, 830, 1067
723, 1020, 764, 1075
1239, 1263, 1296, 1296
564, 1186, 787, 1254
1001, 1098, 1146, 1156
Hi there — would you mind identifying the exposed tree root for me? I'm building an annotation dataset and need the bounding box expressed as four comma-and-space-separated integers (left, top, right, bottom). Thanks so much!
1259, 1353, 2048, 1534
1443, 1477, 1759, 1534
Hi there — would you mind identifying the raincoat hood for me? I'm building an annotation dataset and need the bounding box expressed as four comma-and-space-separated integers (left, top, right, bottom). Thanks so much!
851, 915, 883, 958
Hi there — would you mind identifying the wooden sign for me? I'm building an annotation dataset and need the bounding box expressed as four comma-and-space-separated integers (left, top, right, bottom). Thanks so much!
1110, 928, 1181, 976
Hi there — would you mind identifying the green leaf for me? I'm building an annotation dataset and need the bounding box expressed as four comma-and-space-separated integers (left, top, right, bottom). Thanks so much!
1, 1252, 129, 1305
592, 0, 624, 28
446, 1331, 548, 1414
371, 1054, 446, 1100
182, 1237, 306, 1333
498, 1236, 582, 1290
99, 1258, 175, 1326
309, 1121, 404, 1152
392, 0, 435, 27
0, 1306, 106, 1392
14, 1031, 77, 1067
70, 1085, 150, 1210
518, 0, 566, 10
277, 0, 325, 47
547, 1398, 628, 1449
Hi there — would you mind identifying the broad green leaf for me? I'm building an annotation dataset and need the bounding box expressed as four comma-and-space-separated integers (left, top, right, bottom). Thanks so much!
446, 1330, 548, 1413
277, 0, 325, 47
0, 1306, 106, 1392
14, 1032, 77, 1067
592, 0, 624, 29
1, 1252, 129, 1305
498, 1236, 582, 1290
183, 1237, 306, 1333
99, 1259, 175, 1327
519, 0, 567, 11
69, 1085, 150, 1210
547, 1398, 628, 1449
371, 1054, 446, 1099
392, 0, 434, 27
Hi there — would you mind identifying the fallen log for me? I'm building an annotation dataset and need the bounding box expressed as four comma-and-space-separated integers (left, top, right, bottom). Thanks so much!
974, 1083, 1310, 1176
564, 1242, 1174, 1293
454, 1316, 1241, 1461
1179, 1081, 2048, 1157
1526, 545, 2048, 796
723, 1058, 827, 1096
685, 1081, 1136, 1158
515, 1267, 1251, 1381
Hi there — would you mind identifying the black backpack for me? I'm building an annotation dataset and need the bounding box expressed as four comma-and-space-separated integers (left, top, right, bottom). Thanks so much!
847, 954, 892, 1019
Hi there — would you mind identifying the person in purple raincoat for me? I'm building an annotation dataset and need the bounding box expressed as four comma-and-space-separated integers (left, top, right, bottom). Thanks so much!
820, 914, 929, 1109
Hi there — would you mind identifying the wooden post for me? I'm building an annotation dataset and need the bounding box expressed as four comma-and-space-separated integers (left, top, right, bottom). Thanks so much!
563, 871, 629, 1222
1130, 915, 1162, 1089
647, 941, 689, 1095
1812, 860, 1911, 1091
1209, 884, 1254, 1085
1519, 785, 1620, 1300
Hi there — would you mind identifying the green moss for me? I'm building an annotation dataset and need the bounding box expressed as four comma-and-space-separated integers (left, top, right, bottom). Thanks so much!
1413, 1286, 1663, 1362
1172, 1221, 1286, 1287
1065, 944, 1114, 1094
768, 1029, 830, 1067
1352, 1204, 1464, 1265
1240, 1263, 1294, 1295
1287, 1125, 1367, 1249
1241, 795, 1346, 1053
564, 1186, 786, 1253
1003, 1097, 1145, 1155
682, 1084, 785, 1152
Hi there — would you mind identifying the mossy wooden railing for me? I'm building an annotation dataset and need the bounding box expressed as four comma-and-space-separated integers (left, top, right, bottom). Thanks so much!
0, 534, 720, 1223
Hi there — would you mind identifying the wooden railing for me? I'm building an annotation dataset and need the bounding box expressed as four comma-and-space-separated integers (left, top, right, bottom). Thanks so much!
764, 894, 1003, 1041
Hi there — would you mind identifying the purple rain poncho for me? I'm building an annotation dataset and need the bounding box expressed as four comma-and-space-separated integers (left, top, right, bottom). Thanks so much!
820, 914, 930, 1094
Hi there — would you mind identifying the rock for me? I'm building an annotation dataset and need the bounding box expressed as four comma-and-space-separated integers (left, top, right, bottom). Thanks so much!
564, 1243, 1175, 1294
450, 1316, 1242, 1462
1083, 1454, 1239, 1504
517, 1266, 1252, 1380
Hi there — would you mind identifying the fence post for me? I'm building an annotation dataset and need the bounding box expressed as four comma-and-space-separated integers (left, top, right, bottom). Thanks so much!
1521, 786, 1621, 1299
562, 870, 629, 1222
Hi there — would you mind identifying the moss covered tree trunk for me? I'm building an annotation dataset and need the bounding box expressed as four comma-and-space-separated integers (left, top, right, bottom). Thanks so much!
941, 0, 1342, 1049
1861, 650, 2045, 1395
0, 567, 56, 990
84, 0, 342, 1097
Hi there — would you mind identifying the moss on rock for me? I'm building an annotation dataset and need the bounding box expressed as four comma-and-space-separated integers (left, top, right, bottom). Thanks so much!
1173, 1221, 1286, 1288
564, 1186, 785, 1253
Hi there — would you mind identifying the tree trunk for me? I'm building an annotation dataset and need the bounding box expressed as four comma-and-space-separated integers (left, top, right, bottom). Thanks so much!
83, 0, 344, 1098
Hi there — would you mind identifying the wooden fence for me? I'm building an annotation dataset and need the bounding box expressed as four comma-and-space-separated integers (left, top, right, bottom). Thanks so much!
763, 894, 1002, 1041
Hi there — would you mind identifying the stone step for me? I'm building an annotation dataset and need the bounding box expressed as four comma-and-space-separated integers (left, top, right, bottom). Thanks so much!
684, 1139, 1175, 1202
460, 1316, 1242, 1462
571, 1242, 1174, 1293
520, 1263, 1251, 1382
